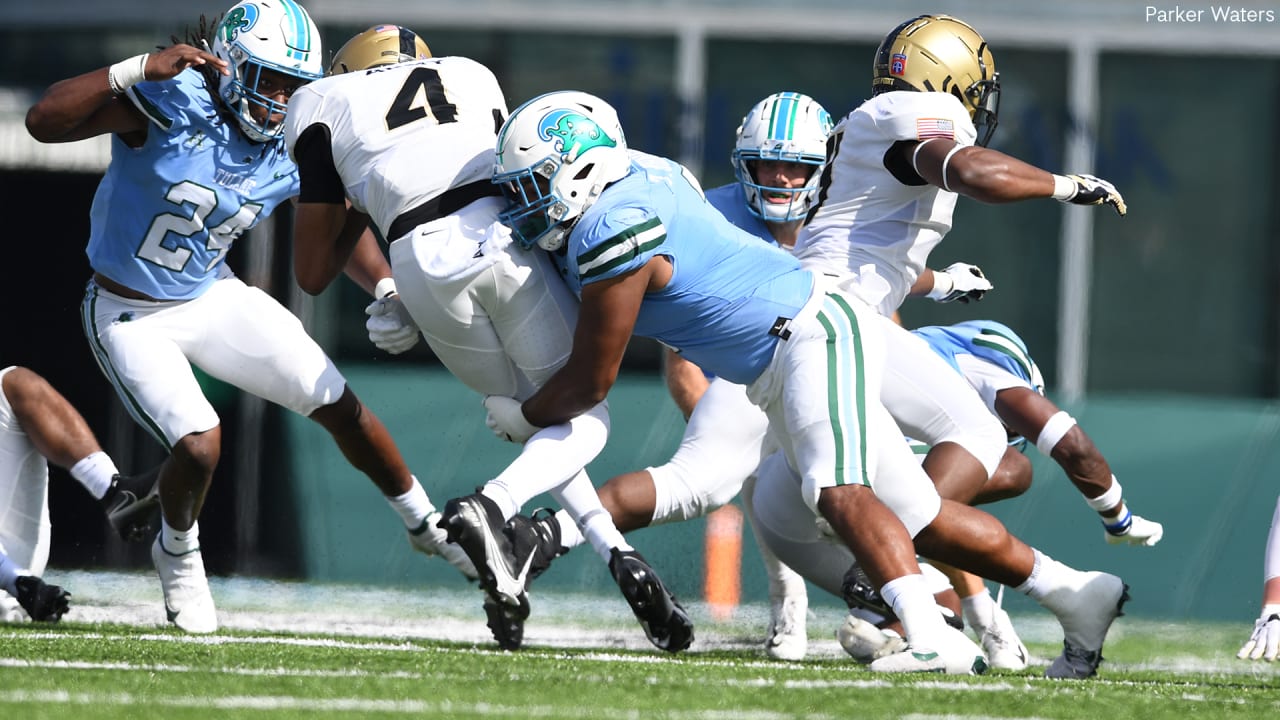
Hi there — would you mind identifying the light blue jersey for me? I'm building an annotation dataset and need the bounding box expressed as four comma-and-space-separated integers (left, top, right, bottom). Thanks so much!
87, 69, 300, 300
912, 320, 1045, 393
554, 154, 813, 385
704, 183, 777, 246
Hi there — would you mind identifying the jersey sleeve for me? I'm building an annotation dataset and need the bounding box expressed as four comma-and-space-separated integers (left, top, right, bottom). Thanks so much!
867, 92, 978, 146
569, 205, 667, 285
126, 70, 208, 133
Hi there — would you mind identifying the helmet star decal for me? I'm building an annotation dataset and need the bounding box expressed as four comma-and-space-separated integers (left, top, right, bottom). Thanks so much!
538, 109, 616, 161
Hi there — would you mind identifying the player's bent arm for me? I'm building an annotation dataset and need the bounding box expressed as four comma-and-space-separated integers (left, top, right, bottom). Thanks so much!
293, 202, 364, 295
522, 262, 654, 428
341, 223, 388, 298
663, 349, 709, 420
907, 139, 1056, 204
993, 386, 1113, 502
26, 44, 224, 144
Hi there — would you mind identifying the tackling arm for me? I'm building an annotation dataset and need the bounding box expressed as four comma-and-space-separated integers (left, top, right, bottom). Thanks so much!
521, 259, 657, 428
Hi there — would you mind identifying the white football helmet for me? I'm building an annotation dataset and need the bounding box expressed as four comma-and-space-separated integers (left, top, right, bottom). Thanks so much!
212, 0, 324, 142
493, 91, 632, 251
731, 92, 833, 223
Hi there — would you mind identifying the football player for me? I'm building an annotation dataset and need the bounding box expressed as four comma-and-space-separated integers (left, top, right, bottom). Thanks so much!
1239, 495, 1280, 661
488, 89, 1128, 676
25, 2, 474, 635
283, 26, 673, 653
0, 366, 160, 623
755, 319, 1164, 668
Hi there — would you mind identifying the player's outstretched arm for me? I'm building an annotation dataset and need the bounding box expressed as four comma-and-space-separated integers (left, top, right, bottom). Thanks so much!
904, 139, 1126, 217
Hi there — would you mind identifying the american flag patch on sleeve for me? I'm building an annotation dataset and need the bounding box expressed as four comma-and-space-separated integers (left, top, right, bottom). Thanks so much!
916, 118, 955, 140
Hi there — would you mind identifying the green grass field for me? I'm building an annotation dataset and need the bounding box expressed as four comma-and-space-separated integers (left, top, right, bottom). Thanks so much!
1, 570, 1277, 719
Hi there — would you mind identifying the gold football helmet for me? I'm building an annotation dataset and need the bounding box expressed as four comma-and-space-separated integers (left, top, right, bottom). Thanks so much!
328, 25, 432, 76
872, 14, 1000, 146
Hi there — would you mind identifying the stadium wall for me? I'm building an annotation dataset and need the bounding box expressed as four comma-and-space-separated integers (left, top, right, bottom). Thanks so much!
283, 366, 1280, 624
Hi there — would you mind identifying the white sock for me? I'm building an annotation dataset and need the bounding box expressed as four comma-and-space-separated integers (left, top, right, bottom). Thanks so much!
961, 587, 997, 633
0, 552, 24, 596
881, 573, 949, 647
1014, 548, 1078, 601
581, 510, 632, 563
480, 483, 520, 521
70, 451, 118, 500
554, 509, 586, 550
386, 477, 436, 530
160, 518, 200, 555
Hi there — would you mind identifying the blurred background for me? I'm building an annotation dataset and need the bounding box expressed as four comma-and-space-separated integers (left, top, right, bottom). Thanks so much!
1, 0, 1278, 623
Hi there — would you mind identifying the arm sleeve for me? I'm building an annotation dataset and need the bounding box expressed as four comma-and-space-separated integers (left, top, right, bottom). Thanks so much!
293, 123, 347, 204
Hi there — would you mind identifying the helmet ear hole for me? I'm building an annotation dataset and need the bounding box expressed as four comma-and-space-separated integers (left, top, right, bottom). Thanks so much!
573, 163, 594, 181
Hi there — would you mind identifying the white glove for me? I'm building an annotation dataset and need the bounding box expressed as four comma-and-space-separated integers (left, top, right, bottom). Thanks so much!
483, 395, 541, 444
928, 262, 993, 304
1103, 512, 1164, 546
1052, 173, 1127, 217
365, 294, 420, 354
1238, 605, 1280, 661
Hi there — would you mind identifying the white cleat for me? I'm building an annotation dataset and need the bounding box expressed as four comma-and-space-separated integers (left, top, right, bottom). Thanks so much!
1040, 571, 1129, 679
869, 625, 988, 675
978, 605, 1030, 671
836, 614, 907, 664
409, 511, 479, 581
151, 535, 217, 634
765, 594, 808, 661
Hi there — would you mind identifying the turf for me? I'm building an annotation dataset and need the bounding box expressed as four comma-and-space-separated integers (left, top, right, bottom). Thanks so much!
0, 571, 1277, 719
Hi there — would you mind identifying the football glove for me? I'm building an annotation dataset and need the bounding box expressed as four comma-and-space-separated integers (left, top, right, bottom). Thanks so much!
929, 262, 993, 304
365, 294, 420, 354
1238, 605, 1280, 661
1053, 173, 1127, 217
483, 395, 541, 444
1103, 512, 1164, 546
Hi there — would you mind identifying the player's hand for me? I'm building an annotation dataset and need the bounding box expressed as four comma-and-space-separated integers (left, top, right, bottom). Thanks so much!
483, 395, 540, 444
149, 44, 229, 81
365, 294, 420, 354
1104, 513, 1163, 546
1054, 173, 1127, 217
933, 262, 992, 304
1238, 605, 1280, 661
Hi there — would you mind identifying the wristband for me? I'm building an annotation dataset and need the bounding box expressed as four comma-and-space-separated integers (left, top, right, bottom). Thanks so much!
374, 277, 397, 299
925, 270, 955, 300
108, 53, 149, 95
1102, 508, 1132, 536
1051, 174, 1076, 201
1085, 476, 1123, 513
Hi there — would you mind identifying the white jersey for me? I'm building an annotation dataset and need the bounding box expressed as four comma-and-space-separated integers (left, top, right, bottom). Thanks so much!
794, 91, 976, 316
285, 57, 508, 240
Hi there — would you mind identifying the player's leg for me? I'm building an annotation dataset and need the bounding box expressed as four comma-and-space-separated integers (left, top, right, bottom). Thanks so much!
876, 317, 1007, 504
741, 472, 809, 661
0, 366, 158, 540
912, 500, 1128, 679
760, 291, 984, 674
82, 285, 221, 633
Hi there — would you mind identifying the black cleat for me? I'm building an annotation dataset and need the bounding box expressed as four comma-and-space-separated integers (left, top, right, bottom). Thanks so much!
102, 465, 161, 542
504, 508, 567, 582
484, 593, 531, 651
841, 563, 896, 621
608, 548, 694, 652
439, 493, 536, 650
14, 576, 70, 622
841, 563, 964, 630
